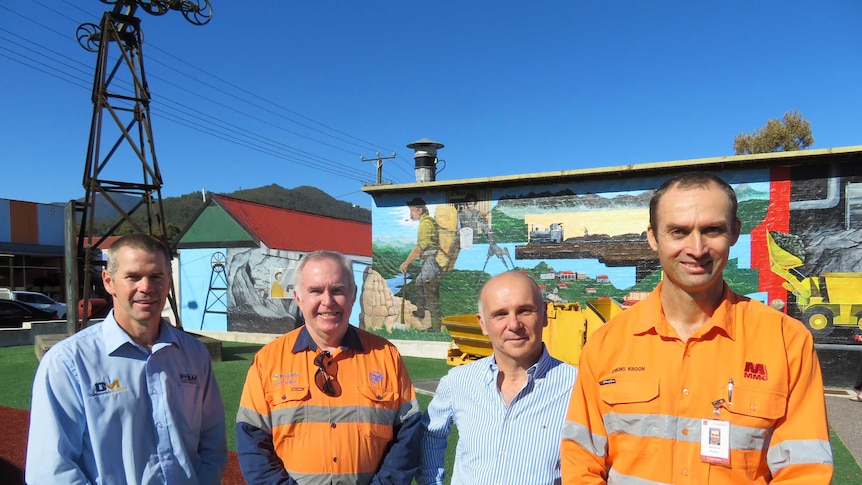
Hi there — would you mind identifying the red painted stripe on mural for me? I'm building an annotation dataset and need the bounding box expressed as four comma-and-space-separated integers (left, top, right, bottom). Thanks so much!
750, 167, 791, 310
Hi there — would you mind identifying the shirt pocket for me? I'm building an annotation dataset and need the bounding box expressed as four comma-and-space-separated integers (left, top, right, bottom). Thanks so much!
356, 386, 397, 442
599, 377, 660, 456
266, 387, 310, 439
724, 385, 785, 432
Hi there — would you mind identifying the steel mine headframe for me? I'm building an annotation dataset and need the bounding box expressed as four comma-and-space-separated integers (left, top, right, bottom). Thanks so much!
70, 0, 213, 331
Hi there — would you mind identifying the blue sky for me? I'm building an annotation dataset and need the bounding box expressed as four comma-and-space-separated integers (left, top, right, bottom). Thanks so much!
1, 0, 860, 209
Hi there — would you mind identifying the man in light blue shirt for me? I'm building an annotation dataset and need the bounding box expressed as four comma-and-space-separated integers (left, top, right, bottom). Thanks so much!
417, 271, 578, 485
26, 234, 227, 484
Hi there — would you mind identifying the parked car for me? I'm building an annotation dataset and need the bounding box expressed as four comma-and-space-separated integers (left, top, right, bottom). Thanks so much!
4, 290, 67, 319
0, 300, 60, 328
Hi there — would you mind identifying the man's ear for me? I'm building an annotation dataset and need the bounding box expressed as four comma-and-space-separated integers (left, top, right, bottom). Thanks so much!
477, 313, 489, 337
730, 217, 742, 245
102, 269, 114, 296
647, 225, 659, 251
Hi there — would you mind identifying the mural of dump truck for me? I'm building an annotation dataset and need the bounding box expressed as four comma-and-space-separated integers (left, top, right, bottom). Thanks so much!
441, 298, 621, 366
766, 230, 862, 337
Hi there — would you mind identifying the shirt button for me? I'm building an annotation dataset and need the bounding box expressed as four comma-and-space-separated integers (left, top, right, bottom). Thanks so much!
682, 388, 690, 395
157, 423, 163, 428
331, 422, 337, 428
750, 404, 758, 411
682, 469, 689, 476
333, 457, 338, 462
682, 428, 689, 436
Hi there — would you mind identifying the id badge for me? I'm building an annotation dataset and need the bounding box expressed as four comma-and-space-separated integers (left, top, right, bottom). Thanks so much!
700, 419, 730, 465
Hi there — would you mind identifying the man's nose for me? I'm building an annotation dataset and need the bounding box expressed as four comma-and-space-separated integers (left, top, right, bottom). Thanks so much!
137, 277, 156, 292
688, 232, 708, 256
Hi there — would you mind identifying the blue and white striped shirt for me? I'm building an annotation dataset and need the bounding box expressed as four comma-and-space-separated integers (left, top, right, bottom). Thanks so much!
418, 347, 577, 485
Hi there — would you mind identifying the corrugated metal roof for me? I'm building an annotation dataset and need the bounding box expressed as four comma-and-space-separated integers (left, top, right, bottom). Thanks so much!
214, 195, 371, 256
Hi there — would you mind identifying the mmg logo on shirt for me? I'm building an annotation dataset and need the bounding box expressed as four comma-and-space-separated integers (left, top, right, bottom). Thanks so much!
90, 379, 128, 397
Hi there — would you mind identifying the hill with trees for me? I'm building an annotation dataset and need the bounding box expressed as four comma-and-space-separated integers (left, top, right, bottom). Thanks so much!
91, 184, 370, 241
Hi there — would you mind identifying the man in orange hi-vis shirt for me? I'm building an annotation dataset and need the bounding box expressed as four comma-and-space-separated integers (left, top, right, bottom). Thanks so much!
236, 250, 422, 484
561, 172, 833, 484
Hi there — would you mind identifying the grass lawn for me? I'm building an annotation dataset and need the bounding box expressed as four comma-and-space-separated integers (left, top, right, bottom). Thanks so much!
2, 341, 860, 483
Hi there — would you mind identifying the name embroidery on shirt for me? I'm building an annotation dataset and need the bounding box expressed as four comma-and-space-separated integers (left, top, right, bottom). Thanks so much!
743, 362, 769, 381
610, 365, 646, 373
271, 373, 300, 386
90, 379, 129, 396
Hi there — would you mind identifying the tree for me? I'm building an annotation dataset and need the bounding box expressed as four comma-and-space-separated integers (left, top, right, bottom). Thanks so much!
733, 110, 814, 155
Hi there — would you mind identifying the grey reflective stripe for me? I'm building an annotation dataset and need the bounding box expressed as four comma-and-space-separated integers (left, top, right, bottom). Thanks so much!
767, 438, 834, 474
272, 404, 396, 428
604, 412, 771, 451
562, 420, 608, 458
398, 397, 420, 423
286, 469, 376, 485
237, 405, 271, 433
608, 468, 671, 485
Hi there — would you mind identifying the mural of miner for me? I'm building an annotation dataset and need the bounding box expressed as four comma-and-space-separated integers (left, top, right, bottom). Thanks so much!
400, 197, 442, 331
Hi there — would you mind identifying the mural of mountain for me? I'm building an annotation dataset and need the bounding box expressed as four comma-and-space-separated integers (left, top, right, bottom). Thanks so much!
85, 184, 370, 236
734, 183, 770, 200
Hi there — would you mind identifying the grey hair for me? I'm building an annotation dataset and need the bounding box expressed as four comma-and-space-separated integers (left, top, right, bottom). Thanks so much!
294, 250, 355, 293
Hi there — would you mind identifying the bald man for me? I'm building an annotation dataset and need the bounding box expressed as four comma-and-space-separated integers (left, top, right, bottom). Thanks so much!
417, 271, 578, 484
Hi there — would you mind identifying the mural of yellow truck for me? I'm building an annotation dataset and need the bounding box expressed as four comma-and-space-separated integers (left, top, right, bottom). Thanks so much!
766, 230, 862, 337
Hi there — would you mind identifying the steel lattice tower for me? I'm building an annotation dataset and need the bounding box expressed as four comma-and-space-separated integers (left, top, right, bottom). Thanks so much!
72, 0, 212, 330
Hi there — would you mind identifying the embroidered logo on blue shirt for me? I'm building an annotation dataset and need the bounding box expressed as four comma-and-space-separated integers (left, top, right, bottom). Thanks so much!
179, 373, 199, 385
369, 371, 384, 384
90, 379, 129, 396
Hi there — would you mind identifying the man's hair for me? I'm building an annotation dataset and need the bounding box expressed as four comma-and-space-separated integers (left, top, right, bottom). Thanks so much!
106, 234, 171, 275
295, 250, 355, 293
406, 197, 429, 215
477, 271, 545, 320
649, 172, 738, 229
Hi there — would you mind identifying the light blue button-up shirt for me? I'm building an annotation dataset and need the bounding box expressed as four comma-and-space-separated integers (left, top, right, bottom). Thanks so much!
26, 311, 227, 484
418, 347, 578, 485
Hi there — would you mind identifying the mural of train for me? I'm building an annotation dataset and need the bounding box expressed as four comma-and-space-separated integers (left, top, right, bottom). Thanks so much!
528, 223, 564, 244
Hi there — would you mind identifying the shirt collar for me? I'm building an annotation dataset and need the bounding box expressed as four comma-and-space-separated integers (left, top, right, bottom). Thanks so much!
291, 325, 365, 353
102, 310, 179, 355
631, 281, 737, 340
484, 344, 553, 385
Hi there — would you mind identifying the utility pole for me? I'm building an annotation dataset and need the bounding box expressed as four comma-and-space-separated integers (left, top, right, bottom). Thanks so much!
361, 152, 396, 184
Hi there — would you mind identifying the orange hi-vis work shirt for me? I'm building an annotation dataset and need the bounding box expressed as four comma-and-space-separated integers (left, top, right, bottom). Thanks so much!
561, 282, 833, 484
236, 326, 421, 484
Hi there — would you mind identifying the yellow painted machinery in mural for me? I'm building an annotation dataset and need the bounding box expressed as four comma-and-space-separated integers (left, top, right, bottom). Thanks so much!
441, 299, 621, 366
766, 230, 862, 337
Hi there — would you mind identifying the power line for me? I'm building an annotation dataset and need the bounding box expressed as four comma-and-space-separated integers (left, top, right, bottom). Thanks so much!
2, 1, 416, 184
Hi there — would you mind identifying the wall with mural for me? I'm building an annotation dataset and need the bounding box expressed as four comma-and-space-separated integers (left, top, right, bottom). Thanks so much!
179, 246, 367, 333
367, 161, 862, 345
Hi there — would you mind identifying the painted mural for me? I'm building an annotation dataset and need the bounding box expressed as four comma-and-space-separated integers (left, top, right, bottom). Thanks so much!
368, 163, 862, 344
180, 246, 369, 334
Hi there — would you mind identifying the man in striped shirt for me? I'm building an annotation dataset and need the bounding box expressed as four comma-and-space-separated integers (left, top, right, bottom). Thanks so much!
561, 172, 833, 483
418, 271, 578, 484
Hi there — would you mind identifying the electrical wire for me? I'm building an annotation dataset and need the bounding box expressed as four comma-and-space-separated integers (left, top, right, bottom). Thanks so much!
2, 1, 414, 184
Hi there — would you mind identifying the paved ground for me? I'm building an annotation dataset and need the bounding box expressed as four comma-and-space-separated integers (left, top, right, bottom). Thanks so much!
416, 380, 862, 468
